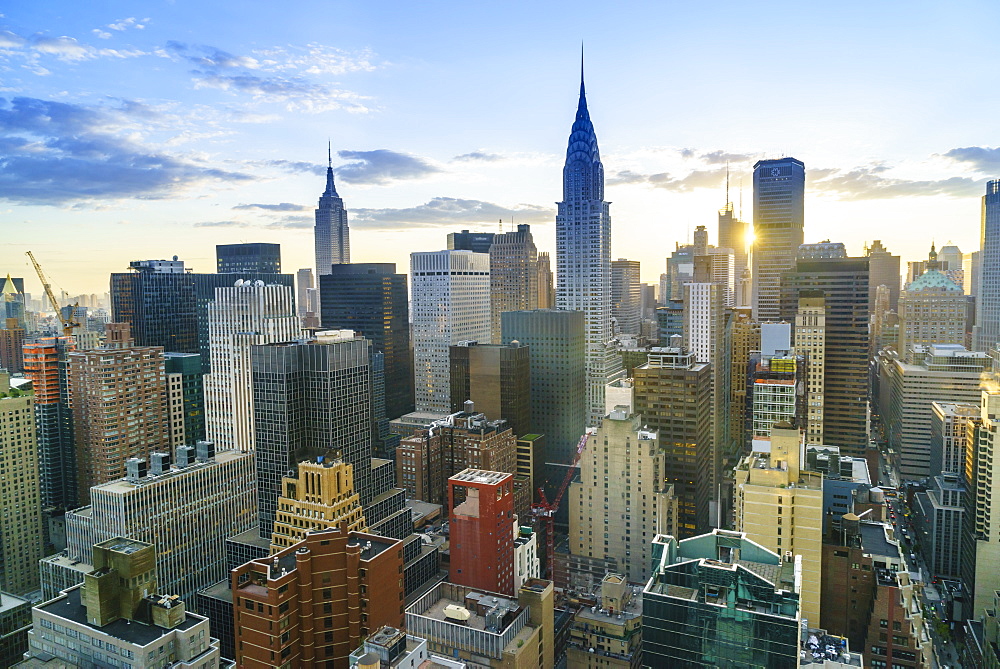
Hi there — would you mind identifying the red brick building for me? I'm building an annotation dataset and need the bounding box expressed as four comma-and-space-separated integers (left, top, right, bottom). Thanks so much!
232, 523, 404, 669
448, 469, 515, 596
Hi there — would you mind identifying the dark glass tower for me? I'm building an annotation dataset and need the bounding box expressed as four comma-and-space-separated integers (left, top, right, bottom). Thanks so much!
216, 243, 281, 274
781, 252, 870, 455
111, 263, 198, 354
164, 352, 206, 443
501, 309, 586, 524
251, 335, 375, 538
974, 180, 1000, 352
318, 263, 413, 421
752, 158, 805, 321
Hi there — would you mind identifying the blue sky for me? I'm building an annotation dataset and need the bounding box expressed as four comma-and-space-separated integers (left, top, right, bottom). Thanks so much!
2, 1, 1000, 294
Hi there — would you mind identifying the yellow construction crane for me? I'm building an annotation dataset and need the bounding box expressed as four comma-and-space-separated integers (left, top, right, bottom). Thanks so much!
25, 251, 81, 337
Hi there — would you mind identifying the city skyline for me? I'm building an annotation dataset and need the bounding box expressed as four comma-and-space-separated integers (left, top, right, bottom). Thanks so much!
2, 2, 1000, 294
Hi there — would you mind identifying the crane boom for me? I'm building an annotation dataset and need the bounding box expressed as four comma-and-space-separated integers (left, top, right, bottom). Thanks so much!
25, 251, 80, 337
532, 430, 591, 579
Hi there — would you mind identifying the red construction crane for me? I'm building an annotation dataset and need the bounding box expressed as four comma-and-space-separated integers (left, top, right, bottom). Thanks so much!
531, 430, 591, 579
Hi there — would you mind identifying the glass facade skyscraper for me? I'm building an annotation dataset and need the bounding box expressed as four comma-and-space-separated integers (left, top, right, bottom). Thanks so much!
501, 309, 586, 524
251, 333, 375, 538
111, 263, 198, 354
974, 180, 1000, 352
216, 243, 281, 274
318, 263, 413, 421
752, 158, 805, 321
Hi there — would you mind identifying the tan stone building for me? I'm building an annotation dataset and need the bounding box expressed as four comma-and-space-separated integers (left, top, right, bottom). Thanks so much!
569, 408, 676, 585
0, 372, 44, 595
489, 224, 539, 343
795, 293, 827, 444
734, 423, 824, 628
270, 459, 367, 552
566, 573, 642, 668
898, 245, 967, 351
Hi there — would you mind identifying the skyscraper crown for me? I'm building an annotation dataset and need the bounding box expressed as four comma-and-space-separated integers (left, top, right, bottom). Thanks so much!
562, 53, 604, 202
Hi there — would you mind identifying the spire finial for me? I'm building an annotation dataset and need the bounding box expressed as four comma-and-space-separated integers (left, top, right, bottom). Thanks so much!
581, 41, 585, 90
328, 140, 332, 168
725, 161, 730, 206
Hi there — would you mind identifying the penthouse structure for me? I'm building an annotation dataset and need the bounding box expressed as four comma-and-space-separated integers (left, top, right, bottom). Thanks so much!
405, 579, 554, 668
565, 573, 643, 669
25, 538, 224, 667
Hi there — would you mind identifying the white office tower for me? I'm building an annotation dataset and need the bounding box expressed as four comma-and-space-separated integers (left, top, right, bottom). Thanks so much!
411, 250, 491, 412
204, 281, 299, 451
296, 267, 315, 317
556, 64, 623, 426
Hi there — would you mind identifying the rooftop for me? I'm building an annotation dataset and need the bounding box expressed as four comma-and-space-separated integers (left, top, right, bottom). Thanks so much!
800, 629, 861, 666
449, 469, 512, 486
95, 450, 247, 493
859, 522, 898, 560
0, 590, 31, 614
347, 533, 398, 561
37, 586, 201, 647
422, 595, 518, 633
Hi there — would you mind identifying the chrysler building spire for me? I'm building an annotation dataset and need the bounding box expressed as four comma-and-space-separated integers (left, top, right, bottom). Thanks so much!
314, 144, 350, 275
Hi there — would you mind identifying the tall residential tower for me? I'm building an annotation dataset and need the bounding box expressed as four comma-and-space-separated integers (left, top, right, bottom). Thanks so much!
974, 180, 1000, 352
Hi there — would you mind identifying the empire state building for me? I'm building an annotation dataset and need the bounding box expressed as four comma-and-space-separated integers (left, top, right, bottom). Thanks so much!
314, 146, 350, 274
555, 61, 622, 425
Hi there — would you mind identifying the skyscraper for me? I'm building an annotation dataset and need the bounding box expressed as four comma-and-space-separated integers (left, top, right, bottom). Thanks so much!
718, 199, 748, 287
489, 224, 539, 343
536, 251, 555, 309
411, 250, 491, 412
251, 332, 376, 538
314, 146, 350, 276
216, 242, 281, 274
752, 158, 805, 320
633, 346, 713, 536
897, 244, 967, 350
22, 335, 76, 512
794, 293, 827, 444
0, 371, 44, 595
866, 239, 901, 313
449, 341, 531, 437
610, 259, 641, 335
974, 180, 1000, 352
68, 323, 171, 503
110, 258, 198, 353
204, 282, 299, 452
501, 310, 586, 516
555, 63, 621, 425
319, 263, 414, 420
568, 409, 675, 584
781, 250, 870, 455
447, 229, 495, 253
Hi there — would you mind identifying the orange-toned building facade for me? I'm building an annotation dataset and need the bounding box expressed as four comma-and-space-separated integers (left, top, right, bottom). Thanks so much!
233, 524, 404, 669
